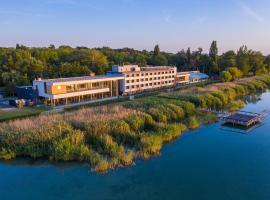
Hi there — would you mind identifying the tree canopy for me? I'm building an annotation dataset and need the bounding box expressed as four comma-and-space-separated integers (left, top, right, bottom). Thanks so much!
1, 41, 270, 94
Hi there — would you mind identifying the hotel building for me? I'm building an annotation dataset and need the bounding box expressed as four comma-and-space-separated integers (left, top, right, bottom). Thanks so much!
32, 65, 196, 106
110, 65, 177, 94
175, 72, 190, 85
33, 75, 124, 106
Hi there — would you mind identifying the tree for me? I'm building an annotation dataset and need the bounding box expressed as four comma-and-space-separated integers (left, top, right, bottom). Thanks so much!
264, 55, 270, 72
227, 67, 242, 80
236, 46, 251, 76
153, 45, 160, 56
219, 50, 236, 71
88, 50, 108, 74
249, 51, 267, 75
220, 71, 232, 82
209, 41, 219, 74
60, 62, 91, 77
150, 45, 168, 66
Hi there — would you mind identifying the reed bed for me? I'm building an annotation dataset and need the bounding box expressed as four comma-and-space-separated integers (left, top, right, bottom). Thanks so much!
0, 75, 270, 173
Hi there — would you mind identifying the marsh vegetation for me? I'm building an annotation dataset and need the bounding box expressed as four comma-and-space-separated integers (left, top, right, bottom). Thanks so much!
1, 75, 270, 172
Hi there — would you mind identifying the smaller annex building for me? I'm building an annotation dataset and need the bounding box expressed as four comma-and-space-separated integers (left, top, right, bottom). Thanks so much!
33, 74, 124, 106
189, 71, 209, 83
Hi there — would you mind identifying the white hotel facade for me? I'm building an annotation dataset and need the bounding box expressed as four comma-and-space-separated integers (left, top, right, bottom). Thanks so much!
33, 65, 192, 106
110, 65, 177, 94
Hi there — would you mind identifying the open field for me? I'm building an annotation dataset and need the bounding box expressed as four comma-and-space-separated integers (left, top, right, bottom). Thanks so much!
0, 107, 47, 122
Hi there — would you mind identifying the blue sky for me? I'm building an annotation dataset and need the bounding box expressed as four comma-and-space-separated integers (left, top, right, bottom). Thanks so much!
1, 0, 270, 54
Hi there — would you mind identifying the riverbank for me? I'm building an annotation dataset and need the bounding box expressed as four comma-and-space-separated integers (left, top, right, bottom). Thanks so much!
0, 75, 270, 173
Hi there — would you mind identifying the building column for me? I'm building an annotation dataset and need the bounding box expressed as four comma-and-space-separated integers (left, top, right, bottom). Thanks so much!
110, 80, 113, 97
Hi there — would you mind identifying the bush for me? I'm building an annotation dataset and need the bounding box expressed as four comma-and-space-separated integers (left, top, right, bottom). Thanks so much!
50, 130, 89, 161
94, 160, 110, 173
0, 148, 16, 160
148, 108, 167, 123
187, 116, 200, 129
220, 71, 232, 82
227, 67, 242, 80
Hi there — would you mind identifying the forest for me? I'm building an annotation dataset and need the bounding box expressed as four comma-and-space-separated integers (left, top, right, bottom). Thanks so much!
1, 41, 270, 94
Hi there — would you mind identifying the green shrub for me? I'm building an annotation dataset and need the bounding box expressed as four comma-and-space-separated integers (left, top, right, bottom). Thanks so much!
0, 148, 16, 160
94, 160, 110, 173
148, 108, 167, 123
187, 116, 201, 129
220, 70, 232, 82
125, 115, 145, 131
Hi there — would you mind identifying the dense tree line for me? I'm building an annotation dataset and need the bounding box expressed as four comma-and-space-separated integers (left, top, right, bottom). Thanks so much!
1, 41, 270, 94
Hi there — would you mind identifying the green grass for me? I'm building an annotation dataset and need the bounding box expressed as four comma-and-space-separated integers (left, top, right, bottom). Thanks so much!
0, 107, 47, 122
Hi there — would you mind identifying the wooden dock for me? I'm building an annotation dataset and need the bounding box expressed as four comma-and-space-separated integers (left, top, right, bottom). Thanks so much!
222, 111, 262, 127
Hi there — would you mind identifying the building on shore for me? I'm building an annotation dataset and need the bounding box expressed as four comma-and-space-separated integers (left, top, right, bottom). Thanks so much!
175, 72, 190, 85
30, 65, 207, 106
189, 71, 209, 83
110, 65, 177, 95
33, 74, 124, 106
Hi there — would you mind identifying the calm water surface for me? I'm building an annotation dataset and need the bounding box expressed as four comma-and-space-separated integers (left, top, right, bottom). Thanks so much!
1, 92, 270, 200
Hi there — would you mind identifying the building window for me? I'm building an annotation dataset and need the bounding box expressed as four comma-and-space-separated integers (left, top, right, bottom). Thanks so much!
126, 75, 130, 77
137, 85, 140, 88
146, 78, 149, 81
141, 79, 144, 81
137, 74, 140, 77
141, 84, 144, 87
137, 79, 139, 82
126, 80, 130, 83
126, 86, 130, 89
132, 74, 135, 77
132, 80, 135, 83
132, 85, 135, 89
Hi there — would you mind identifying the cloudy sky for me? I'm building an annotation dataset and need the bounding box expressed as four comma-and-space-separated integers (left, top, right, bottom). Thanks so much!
1, 0, 270, 54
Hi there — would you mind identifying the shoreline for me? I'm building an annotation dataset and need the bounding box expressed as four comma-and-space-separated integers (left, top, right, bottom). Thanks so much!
1, 75, 270, 173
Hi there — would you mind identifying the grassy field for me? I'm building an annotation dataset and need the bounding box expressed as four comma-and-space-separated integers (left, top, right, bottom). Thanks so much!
0, 107, 47, 122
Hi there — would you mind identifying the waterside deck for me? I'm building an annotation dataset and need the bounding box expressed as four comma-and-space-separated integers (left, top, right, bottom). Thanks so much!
222, 111, 262, 127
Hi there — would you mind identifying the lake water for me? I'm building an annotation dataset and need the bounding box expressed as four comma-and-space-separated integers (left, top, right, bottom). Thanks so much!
1, 92, 270, 200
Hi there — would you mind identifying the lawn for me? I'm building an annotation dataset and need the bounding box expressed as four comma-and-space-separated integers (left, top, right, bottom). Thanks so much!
0, 107, 47, 122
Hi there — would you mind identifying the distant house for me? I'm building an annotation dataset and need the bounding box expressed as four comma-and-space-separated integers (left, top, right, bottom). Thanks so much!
189, 71, 209, 83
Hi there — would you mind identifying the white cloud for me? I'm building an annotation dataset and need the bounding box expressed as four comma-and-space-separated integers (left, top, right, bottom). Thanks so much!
237, 0, 264, 23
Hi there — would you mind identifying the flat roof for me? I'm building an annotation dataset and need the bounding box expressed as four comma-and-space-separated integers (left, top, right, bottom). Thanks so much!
141, 67, 175, 71
225, 113, 257, 123
190, 72, 209, 79
34, 74, 124, 84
